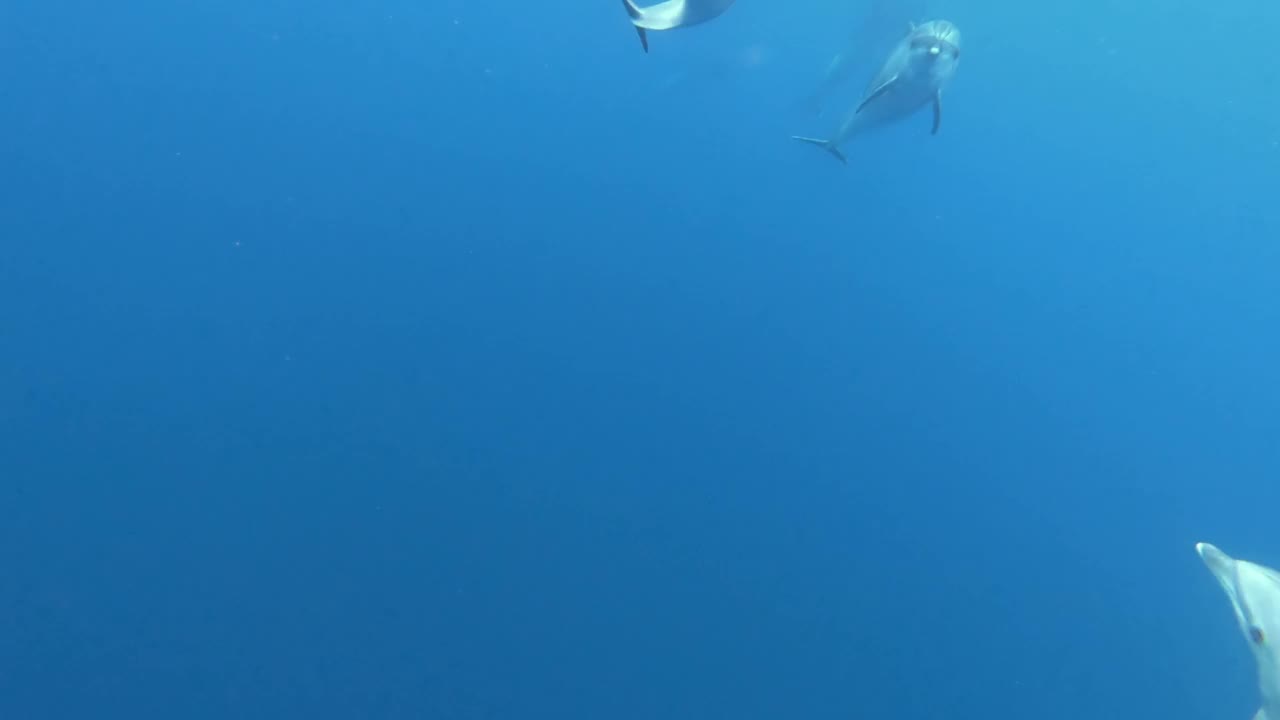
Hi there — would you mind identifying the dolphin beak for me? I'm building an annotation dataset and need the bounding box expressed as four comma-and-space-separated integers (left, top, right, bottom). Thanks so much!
929, 45, 940, 55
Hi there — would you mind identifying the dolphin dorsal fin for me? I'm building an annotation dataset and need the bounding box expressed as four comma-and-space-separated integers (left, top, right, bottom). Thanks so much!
855, 74, 898, 114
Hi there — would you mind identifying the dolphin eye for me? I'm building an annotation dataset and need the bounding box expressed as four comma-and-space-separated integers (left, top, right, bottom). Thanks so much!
1250, 627, 1266, 645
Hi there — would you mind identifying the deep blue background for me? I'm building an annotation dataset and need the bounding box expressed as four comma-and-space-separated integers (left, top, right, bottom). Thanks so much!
2, 0, 1279, 717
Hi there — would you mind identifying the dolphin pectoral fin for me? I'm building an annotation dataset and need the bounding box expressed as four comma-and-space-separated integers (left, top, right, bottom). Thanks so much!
931, 92, 942, 135
791, 136, 848, 166
621, 0, 650, 51
621, 0, 643, 22
855, 75, 898, 114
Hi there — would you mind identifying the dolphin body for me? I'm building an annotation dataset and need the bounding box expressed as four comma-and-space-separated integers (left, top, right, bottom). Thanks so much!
621, 0, 737, 53
803, 0, 932, 115
792, 19, 961, 165
1197, 542, 1280, 720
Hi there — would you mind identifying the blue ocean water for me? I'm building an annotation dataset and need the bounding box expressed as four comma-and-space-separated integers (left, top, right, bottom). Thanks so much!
2, 0, 1279, 717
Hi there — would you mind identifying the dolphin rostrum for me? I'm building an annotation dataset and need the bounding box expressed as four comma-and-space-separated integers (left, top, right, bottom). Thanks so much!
621, 0, 736, 53
1197, 542, 1280, 720
792, 19, 961, 165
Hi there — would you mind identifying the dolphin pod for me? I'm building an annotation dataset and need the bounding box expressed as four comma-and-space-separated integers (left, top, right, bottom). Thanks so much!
618, 4, 967, 167
620, 0, 736, 53
792, 20, 961, 165
1197, 542, 1280, 720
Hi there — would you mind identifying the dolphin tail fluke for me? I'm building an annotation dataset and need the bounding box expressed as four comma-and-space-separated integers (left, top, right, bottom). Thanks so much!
622, 0, 649, 52
791, 136, 847, 166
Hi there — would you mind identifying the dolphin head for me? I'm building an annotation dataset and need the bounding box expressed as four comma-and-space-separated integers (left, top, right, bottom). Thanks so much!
1197, 542, 1280, 715
906, 20, 961, 78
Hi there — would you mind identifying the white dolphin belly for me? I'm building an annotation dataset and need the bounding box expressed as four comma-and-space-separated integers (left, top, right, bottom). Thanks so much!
833, 71, 939, 144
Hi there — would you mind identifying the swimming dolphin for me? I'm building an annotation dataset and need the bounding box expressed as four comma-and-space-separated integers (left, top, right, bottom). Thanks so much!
792, 19, 961, 165
621, 0, 737, 53
1196, 542, 1280, 720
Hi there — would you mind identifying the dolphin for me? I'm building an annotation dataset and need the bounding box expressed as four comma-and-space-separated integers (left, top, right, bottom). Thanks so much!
1196, 542, 1280, 720
792, 19, 961, 165
621, 0, 737, 53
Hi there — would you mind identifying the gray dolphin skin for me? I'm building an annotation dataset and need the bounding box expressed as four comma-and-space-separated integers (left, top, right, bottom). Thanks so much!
621, 0, 737, 53
1197, 542, 1280, 720
803, 0, 932, 115
792, 19, 961, 165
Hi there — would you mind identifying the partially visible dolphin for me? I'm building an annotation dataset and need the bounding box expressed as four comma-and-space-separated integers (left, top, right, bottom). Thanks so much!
802, 0, 932, 116
621, 0, 737, 53
1197, 542, 1280, 720
792, 19, 961, 165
